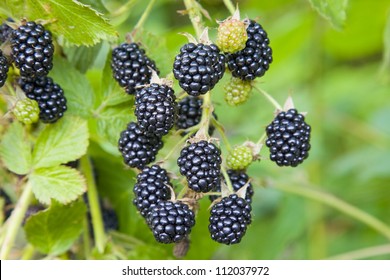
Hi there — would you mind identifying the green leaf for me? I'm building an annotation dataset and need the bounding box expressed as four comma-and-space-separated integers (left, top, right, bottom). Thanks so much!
32, 117, 89, 169
309, 0, 348, 29
29, 166, 86, 204
0, 122, 32, 175
25, 200, 86, 255
380, 12, 390, 78
49, 57, 95, 117
3, 0, 117, 46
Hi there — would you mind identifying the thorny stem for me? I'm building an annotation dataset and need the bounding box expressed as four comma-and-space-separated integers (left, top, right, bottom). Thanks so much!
221, 166, 234, 194
253, 85, 283, 111
80, 156, 106, 254
134, 0, 157, 31
0, 182, 33, 259
183, 0, 204, 39
223, 0, 236, 15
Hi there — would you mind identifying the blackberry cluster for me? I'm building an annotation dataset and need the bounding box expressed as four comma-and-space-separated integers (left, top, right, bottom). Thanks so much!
135, 83, 177, 137
173, 43, 225, 96
147, 200, 195, 244
227, 20, 272, 81
0, 50, 9, 88
177, 140, 221, 193
210, 170, 254, 204
133, 165, 172, 218
11, 21, 54, 78
265, 109, 311, 167
0, 21, 13, 44
19, 77, 67, 123
209, 194, 252, 245
111, 43, 159, 94
118, 122, 163, 169
176, 96, 216, 136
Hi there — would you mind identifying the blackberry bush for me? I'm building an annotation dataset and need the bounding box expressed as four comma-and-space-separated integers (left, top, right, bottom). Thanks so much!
265, 109, 311, 167
177, 140, 222, 192
135, 83, 177, 137
11, 21, 54, 78
0, 50, 9, 88
111, 42, 159, 94
19, 76, 67, 123
173, 43, 225, 96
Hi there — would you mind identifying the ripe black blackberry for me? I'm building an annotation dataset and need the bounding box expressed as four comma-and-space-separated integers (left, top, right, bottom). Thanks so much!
173, 43, 225, 96
177, 140, 221, 193
19, 76, 67, 123
101, 207, 119, 232
209, 194, 252, 245
11, 21, 54, 78
133, 165, 172, 218
0, 50, 9, 88
135, 83, 177, 137
176, 96, 216, 136
0, 21, 12, 44
111, 43, 159, 94
227, 20, 272, 81
210, 170, 254, 204
147, 200, 195, 244
265, 109, 311, 167
118, 122, 163, 169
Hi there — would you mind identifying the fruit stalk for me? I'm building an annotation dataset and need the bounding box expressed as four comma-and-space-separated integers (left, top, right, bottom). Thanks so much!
134, 0, 157, 31
223, 0, 236, 15
183, 0, 204, 38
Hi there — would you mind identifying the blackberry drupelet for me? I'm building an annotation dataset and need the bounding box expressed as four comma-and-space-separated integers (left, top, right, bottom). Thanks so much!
147, 200, 195, 244
177, 140, 221, 193
133, 165, 172, 218
19, 76, 67, 123
118, 122, 163, 169
11, 21, 54, 78
0, 50, 9, 88
227, 20, 272, 81
173, 43, 225, 96
176, 96, 216, 136
209, 194, 251, 245
0, 21, 13, 44
111, 43, 159, 94
209, 170, 254, 204
13, 98, 39, 124
135, 83, 177, 137
265, 109, 311, 167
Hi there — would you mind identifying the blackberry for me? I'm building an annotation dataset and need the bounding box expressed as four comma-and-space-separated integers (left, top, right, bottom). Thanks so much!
101, 207, 119, 232
111, 43, 159, 94
227, 20, 272, 81
176, 96, 216, 136
224, 77, 252, 106
19, 76, 67, 123
11, 21, 54, 78
13, 98, 40, 124
216, 19, 248, 53
0, 21, 13, 44
0, 50, 9, 88
209, 194, 251, 245
147, 201, 195, 244
133, 165, 172, 218
177, 140, 221, 193
226, 146, 253, 170
173, 43, 225, 96
210, 170, 254, 204
135, 83, 177, 137
118, 122, 163, 169
0, 189, 13, 221
265, 109, 311, 167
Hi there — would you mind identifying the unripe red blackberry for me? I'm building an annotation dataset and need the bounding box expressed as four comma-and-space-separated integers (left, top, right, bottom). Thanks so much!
177, 140, 221, 193
135, 83, 177, 137
111, 43, 159, 94
118, 122, 163, 169
265, 109, 311, 167
0, 50, 9, 88
13, 98, 39, 125
227, 20, 272, 81
133, 165, 172, 218
19, 76, 67, 123
224, 77, 252, 106
226, 145, 253, 170
209, 194, 252, 245
173, 43, 225, 96
11, 21, 54, 78
216, 19, 248, 53
147, 200, 195, 244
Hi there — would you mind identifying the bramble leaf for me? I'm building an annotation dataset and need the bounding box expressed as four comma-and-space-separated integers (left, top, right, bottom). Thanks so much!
309, 0, 348, 29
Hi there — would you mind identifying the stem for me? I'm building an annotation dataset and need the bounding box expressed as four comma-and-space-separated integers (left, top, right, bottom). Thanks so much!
80, 156, 106, 253
82, 216, 91, 259
273, 183, 390, 241
161, 128, 197, 162
183, 0, 204, 38
21, 244, 35, 260
253, 86, 283, 111
328, 244, 390, 260
223, 0, 236, 15
256, 132, 267, 146
0, 182, 33, 259
212, 119, 232, 152
221, 166, 234, 193
134, 0, 157, 30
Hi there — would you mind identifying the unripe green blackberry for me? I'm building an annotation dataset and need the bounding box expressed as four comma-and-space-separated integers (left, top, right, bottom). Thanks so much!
217, 19, 248, 54
13, 98, 39, 125
226, 146, 253, 170
224, 77, 252, 106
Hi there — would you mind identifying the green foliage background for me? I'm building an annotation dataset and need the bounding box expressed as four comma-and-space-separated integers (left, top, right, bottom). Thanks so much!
1, 0, 390, 260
